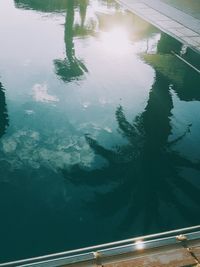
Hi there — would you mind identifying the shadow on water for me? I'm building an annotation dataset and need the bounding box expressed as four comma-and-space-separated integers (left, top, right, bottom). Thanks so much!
63, 34, 200, 236
0, 82, 9, 138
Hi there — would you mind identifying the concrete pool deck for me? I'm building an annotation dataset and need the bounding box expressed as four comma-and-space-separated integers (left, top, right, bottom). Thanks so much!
116, 0, 200, 54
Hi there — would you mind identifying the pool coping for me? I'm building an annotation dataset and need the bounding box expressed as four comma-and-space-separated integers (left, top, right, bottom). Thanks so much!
1, 225, 200, 267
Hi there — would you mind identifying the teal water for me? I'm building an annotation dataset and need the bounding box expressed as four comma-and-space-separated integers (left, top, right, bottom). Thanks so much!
0, 0, 200, 263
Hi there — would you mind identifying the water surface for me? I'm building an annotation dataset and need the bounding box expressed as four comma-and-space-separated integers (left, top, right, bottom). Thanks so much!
0, 0, 200, 263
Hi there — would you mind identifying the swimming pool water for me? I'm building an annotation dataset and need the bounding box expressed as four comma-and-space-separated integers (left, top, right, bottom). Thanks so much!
0, 0, 200, 262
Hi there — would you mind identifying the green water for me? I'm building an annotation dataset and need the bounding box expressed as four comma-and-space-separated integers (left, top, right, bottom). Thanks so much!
0, 0, 200, 263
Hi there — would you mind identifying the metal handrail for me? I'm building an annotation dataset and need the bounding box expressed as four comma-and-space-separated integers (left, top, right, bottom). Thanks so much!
172, 50, 200, 74
1, 225, 200, 267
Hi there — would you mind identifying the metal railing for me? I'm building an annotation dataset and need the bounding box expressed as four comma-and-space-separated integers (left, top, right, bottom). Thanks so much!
1, 225, 200, 267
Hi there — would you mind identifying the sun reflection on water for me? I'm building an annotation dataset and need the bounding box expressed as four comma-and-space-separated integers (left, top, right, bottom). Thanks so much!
100, 27, 132, 56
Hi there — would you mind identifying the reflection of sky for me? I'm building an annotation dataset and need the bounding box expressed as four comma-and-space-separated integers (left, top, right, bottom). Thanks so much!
32, 83, 59, 103
0, 0, 200, 172
0, 0, 156, 171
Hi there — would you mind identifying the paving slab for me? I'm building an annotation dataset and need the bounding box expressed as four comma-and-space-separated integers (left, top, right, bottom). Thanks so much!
181, 37, 200, 47
150, 14, 171, 21
176, 28, 199, 37
131, 2, 149, 9
167, 28, 185, 38
156, 20, 183, 29
104, 248, 196, 267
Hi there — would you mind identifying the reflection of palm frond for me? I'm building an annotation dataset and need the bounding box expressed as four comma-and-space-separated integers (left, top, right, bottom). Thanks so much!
116, 106, 143, 140
168, 124, 192, 147
54, 58, 87, 82
54, 0, 89, 83
63, 73, 200, 234
83, 105, 200, 233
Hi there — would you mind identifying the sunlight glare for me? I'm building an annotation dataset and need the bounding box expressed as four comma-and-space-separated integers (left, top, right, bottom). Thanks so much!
135, 240, 145, 250
100, 27, 131, 56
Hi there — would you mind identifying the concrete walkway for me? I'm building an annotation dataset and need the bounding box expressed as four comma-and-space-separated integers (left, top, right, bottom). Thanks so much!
116, 0, 200, 54
161, 0, 200, 20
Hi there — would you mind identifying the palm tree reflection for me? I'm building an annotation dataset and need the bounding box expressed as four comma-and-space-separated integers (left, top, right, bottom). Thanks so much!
0, 82, 9, 138
13, 0, 200, 235
63, 70, 200, 234
15, 0, 91, 82
54, 0, 90, 82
